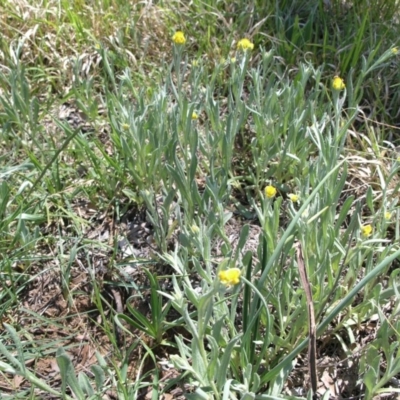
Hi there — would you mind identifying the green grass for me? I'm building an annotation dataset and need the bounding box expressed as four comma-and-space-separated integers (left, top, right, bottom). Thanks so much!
1, 0, 400, 398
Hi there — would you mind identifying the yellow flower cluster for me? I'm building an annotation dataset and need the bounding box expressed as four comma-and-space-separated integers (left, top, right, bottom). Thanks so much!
332, 76, 345, 91
191, 112, 198, 120
237, 38, 254, 51
361, 224, 372, 238
219, 268, 241, 286
172, 31, 186, 45
288, 193, 299, 203
265, 185, 277, 199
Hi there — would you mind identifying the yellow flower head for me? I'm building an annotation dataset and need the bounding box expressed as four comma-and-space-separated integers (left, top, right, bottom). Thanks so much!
191, 224, 200, 234
384, 211, 392, 220
191, 112, 198, 120
219, 268, 241, 286
332, 75, 346, 91
361, 224, 373, 238
172, 31, 186, 45
265, 185, 277, 199
288, 193, 300, 203
237, 38, 254, 51
391, 47, 398, 55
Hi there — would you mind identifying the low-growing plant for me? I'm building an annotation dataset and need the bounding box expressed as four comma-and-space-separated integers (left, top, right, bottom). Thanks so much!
1, 0, 400, 398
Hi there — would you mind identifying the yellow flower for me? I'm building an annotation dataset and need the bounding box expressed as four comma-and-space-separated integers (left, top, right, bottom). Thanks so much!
237, 38, 254, 51
385, 211, 392, 220
219, 268, 241, 286
332, 75, 346, 91
172, 31, 186, 45
191, 112, 198, 120
191, 224, 200, 234
230, 57, 236, 63
361, 224, 373, 238
391, 47, 398, 55
288, 193, 299, 203
265, 185, 277, 199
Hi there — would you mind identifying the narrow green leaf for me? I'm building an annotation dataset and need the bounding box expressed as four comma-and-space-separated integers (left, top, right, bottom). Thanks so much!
56, 348, 85, 399
91, 364, 105, 391
217, 335, 241, 390
78, 372, 95, 396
